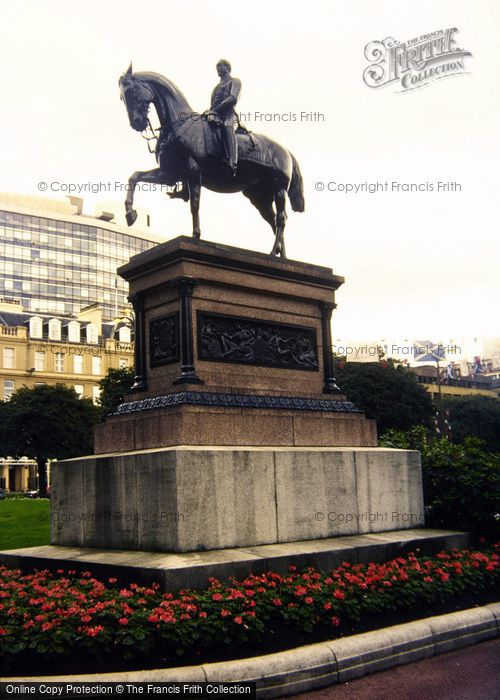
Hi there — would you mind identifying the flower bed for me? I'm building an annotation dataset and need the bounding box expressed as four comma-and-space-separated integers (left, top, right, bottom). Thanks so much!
1, 543, 499, 676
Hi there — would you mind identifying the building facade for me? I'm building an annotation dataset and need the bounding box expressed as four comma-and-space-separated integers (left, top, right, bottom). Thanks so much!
0, 192, 165, 493
0, 299, 134, 492
0, 193, 163, 321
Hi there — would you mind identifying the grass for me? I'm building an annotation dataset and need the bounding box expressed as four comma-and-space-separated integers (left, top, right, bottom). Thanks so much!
0, 499, 50, 550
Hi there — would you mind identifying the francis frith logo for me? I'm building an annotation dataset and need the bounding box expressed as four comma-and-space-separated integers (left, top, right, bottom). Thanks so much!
363, 28, 472, 92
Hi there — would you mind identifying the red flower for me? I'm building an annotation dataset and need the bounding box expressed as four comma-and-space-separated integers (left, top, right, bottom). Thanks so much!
294, 585, 307, 597
330, 616, 340, 626
108, 577, 117, 584
220, 609, 231, 617
199, 611, 207, 619
323, 602, 332, 611
233, 616, 243, 625
304, 597, 314, 605
118, 618, 129, 625
333, 589, 345, 600
272, 598, 282, 607
212, 593, 223, 602
0, 628, 8, 635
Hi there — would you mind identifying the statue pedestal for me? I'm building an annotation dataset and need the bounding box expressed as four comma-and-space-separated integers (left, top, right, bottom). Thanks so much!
51, 238, 424, 555
94, 236, 376, 452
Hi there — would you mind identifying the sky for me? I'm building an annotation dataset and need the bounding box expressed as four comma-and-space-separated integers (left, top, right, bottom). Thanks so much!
0, 0, 499, 344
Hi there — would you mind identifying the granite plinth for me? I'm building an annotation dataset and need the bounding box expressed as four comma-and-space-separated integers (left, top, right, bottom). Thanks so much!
51, 447, 423, 553
94, 401, 376, 453
95, 236, 377, 450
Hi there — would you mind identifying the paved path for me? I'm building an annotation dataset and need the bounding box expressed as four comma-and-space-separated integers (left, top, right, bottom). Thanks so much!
294, 638, 500, 700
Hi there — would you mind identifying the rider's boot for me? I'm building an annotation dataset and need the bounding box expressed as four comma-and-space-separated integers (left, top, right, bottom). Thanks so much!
168, 184, 190, 202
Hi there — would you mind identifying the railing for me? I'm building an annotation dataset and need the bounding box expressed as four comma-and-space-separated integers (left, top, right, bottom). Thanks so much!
417, 375, 500, 390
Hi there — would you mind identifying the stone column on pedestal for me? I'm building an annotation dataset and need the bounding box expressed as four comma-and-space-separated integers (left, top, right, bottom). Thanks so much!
129, 292, 147, 392
320, 301, 341, 394
172, 276, 204, 386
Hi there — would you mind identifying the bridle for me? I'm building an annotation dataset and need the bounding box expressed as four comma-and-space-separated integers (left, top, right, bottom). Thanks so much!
121, 76, 160, 153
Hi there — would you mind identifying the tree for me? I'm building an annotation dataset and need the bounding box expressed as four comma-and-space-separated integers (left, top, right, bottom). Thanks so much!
97, 366, 135, 420
0, 385, 98, 497
335, 359, 434, 434
440, 396, 500, 452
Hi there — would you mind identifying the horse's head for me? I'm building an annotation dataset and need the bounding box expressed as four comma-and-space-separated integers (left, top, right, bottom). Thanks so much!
119, 63, 154, 132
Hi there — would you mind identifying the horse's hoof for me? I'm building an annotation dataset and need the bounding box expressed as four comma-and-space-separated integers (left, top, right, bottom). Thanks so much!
126, 210, 138, 227
193, 231, 201, 240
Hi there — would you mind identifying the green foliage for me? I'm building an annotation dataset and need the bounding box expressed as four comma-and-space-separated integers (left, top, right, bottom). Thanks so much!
440, 396, 500, 452
97, 367, 135, 420
0, 385, 98, 496
381, 425, 428, 451
380, 428, 500, 539
335, 360, 434, 433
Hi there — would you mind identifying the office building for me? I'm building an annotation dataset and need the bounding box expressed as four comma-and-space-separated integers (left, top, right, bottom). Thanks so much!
0, 193, 163, 321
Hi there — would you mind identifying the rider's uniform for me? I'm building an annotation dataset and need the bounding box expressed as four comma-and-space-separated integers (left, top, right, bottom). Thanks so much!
210, 76, 242, 174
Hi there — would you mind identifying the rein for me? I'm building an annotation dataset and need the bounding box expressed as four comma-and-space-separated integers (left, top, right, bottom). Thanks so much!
141, 120, 160, 154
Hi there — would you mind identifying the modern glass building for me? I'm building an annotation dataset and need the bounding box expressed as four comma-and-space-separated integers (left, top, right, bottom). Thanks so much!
0, 193, 163, 321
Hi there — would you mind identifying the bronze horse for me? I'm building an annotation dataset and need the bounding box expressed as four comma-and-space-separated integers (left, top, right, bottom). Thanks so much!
119, 65, 304, 257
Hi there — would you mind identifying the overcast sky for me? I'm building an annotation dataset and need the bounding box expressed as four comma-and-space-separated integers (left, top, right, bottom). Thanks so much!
0, 1, 498, 343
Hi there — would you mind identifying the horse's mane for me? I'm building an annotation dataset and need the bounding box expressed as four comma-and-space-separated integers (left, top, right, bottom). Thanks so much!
133, 71, 192, 110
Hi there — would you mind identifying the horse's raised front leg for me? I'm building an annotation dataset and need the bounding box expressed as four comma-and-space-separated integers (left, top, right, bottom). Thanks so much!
187, 173, 202, 239
271, 189, 287, 257
125, 168, 165, 226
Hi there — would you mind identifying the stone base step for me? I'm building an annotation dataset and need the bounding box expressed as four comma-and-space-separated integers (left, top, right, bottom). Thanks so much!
0, 528, 468, 592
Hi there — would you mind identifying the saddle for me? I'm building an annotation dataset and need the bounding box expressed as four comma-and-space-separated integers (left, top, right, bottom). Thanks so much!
161, 115, 276, 174
204, 122, 275, 169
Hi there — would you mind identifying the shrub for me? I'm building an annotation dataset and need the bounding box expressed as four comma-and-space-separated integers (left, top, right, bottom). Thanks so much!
441, 396, 500, 452
381, 429, 500, 539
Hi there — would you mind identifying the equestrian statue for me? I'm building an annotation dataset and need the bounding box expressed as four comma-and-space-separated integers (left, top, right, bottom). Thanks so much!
119, 61, 304, 257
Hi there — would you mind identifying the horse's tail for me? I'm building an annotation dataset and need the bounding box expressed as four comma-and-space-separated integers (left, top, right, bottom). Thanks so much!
288, 152, 305, 212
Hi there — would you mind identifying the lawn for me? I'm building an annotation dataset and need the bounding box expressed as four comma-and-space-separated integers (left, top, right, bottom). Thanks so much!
0, 498, 50, 550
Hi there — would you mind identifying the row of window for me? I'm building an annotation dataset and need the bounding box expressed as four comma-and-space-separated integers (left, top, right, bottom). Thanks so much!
29, 318, 130, 343
3, 379, 101, 403
11, 297, 123, 319
2, 347, 130, 373
28, 318, 100, 343
1, 283, 125, 307
0, 214, 151, 249
0, 259, 128, 281
0, 245, 141, 268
